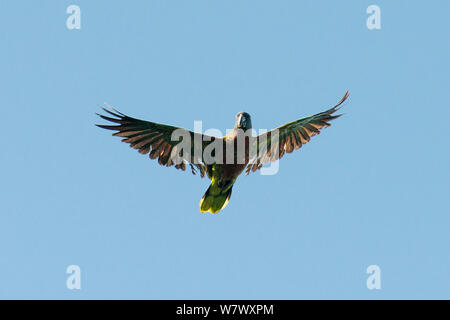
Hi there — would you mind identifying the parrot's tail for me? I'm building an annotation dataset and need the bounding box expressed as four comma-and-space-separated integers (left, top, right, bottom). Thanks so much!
199, 182, 233, 214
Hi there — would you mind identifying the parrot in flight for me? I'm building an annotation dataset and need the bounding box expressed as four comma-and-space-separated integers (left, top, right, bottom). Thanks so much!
96, 91, 349, 214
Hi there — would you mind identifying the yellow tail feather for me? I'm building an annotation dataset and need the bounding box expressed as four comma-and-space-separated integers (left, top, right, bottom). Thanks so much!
199, 183, 233, 214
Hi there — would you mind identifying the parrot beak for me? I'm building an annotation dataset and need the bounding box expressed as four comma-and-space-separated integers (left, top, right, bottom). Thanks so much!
240, 117, 247, 128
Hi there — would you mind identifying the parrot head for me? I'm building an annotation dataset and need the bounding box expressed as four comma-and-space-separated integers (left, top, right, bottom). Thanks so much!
235, 112, 252, 131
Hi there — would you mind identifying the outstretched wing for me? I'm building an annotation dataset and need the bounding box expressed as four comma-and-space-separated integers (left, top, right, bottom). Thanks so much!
96, 107, 217, 177
245, 91, 349, 175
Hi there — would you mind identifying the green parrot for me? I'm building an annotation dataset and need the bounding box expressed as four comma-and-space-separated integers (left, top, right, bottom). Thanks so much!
97, 91, 348, 213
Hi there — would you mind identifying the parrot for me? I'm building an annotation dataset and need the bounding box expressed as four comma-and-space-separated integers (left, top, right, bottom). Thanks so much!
96, 91, 349, 213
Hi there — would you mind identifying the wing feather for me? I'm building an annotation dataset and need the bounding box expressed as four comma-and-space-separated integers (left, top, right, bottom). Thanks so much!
245, 91, 348, 175
96, 107, 217, 177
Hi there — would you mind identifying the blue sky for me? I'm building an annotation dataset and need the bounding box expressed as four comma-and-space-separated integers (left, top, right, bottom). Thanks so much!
0, 0, 449, 299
